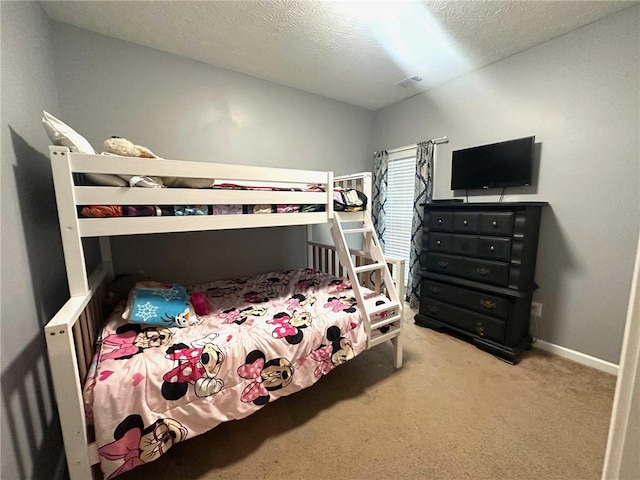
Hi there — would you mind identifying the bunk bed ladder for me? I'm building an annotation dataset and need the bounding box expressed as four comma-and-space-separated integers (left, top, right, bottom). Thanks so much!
331, 211, 403, 365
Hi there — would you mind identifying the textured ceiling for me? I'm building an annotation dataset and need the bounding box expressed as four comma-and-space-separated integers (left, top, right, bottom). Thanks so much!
41, 0, 636, 111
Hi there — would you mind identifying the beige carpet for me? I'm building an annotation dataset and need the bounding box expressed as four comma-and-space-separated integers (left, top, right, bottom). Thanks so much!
120, 306, 617, 480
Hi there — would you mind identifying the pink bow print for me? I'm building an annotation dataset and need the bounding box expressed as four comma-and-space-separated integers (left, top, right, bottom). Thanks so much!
100, 330, 139, 361
324, 298, 351, 313
268, 314, 296, 338
163, 347, 205, 383
310, 345, 335, 377
237, 357, 268, 403
218, 309, 241, 324
98, 428, 144, 479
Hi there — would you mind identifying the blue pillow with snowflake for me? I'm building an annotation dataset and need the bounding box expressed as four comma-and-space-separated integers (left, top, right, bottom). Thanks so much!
123, 281, 200, 328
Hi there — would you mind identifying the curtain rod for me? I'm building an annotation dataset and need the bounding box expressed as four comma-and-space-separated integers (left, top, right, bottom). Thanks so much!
376, 136, 449, 155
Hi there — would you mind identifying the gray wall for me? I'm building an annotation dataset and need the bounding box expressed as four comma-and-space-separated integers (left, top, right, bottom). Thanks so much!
374, 6, 640, 364
1, 2, 69, 479
49, 22, 375, 283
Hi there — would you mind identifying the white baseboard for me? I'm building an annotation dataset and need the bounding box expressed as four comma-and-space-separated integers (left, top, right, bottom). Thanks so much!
533, 339, 619, 375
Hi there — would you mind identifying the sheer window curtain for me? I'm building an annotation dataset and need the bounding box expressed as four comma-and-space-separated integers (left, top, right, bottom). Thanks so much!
408, 141, 434, 308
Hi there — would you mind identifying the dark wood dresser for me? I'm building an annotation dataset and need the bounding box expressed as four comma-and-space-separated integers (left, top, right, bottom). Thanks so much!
415, 202, 547, 363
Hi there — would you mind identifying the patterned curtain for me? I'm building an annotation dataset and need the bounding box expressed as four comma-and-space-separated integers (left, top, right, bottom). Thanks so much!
408, 141, 434, 308
372, 150, 388, 248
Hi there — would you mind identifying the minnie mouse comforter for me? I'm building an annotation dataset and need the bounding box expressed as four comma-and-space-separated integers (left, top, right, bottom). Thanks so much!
89, 268, 393, 478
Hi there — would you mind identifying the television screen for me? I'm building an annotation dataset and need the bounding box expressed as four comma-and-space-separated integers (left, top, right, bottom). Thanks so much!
450, 136, 535, 190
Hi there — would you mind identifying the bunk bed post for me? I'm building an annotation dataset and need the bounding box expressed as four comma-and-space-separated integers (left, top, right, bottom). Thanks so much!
391, 258, 405, 369
391, 333, 403, 369
395, 259, 406, 307
45, 324, 95, 479
362, 172, 372, 206
306, 171, 333, 268
326, 171, 334, 219
306, 225, 313, 269
99, 237, 114, 279
49, 146, 89, 296
45, 265, 110, 479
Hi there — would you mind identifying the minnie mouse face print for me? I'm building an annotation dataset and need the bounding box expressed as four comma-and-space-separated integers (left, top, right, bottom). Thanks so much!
237, 349, 294, 406
161, 334, 226, 400
98, 414, 188, 479
101, 324, 174, 361
134, 326, 173, 349
310, 326, 355, 377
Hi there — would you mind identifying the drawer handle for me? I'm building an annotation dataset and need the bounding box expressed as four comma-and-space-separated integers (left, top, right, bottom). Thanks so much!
463, 220, 468, 226
480, 299, 496, 309
436, 240, 442, 246
429, 286, 441, 294
476, 321, 485, 336
438, 261, 449, 268
476, 267, 490, 276
489, 245, 495, 252
437, 218, 443, 225
428, 306, 439, 314
492, 221, 498, 227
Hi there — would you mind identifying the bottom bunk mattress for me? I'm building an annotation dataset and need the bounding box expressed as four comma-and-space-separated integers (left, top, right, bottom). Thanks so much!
88, 268, 393, 478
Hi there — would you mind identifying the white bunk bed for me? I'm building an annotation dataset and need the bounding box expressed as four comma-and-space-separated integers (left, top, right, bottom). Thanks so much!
44, 146, 404, 479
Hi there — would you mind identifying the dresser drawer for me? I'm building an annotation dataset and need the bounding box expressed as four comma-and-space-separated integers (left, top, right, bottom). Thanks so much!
476, 236, 511, 261
463, 257, 509, 286
451, 234, 478, 257
453, 212, 480, 233
420, 297, 505, 342
426, 253, 509, 286
425, 253, 464, 277
451, 235, 511, 262
428, 212, 453, 231
421, 280, 508, 319
428, 233, 452, 253
479, 212, 514, 236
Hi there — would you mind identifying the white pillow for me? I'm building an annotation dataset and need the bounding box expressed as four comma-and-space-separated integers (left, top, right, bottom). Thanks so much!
42, 112, 130, 186
42, 111, 96, 154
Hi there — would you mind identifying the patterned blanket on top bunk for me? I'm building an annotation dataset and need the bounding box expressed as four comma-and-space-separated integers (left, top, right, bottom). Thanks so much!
87, 268, 393, 478
78, 183, 367, 218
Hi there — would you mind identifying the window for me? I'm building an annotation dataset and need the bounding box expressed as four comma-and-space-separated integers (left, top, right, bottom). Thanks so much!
384, 152, 416, 288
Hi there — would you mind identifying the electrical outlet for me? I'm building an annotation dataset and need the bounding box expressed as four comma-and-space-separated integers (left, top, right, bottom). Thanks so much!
531, 301, 543, 317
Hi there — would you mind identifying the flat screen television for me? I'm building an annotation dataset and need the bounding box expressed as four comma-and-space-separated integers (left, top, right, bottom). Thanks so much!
450, 136, 535, 190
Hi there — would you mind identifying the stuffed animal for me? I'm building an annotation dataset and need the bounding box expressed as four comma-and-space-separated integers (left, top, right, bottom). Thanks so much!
190, 292, 210, 316
104, 136, 158, 158
100, 136, 163, 187
102, 136, 216, 189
